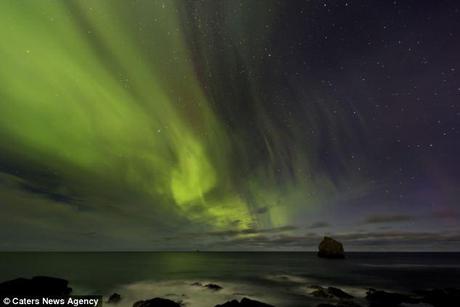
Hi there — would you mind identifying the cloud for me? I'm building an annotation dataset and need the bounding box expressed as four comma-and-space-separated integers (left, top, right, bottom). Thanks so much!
205, 231, 460, 251
20, 182, 78, 205
307, 222, 330, 229
166, 225, 298, 241
363, 214, 413, 224
206, 225, 297, 236
431, 209, 459, 219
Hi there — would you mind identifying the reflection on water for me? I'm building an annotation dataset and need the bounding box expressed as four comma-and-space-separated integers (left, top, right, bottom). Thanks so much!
0, 252, 459, 306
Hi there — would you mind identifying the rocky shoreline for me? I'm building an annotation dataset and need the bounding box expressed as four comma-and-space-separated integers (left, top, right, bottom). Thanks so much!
1, 276, 459, 307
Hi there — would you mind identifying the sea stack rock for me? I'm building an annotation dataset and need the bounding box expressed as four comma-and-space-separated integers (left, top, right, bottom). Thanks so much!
318, 236, 345, 259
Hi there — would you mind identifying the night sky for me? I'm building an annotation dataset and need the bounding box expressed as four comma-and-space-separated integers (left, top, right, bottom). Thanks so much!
0, 0, 459, 251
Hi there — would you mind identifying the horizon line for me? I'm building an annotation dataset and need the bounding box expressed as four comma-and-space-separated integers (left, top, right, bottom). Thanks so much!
1, 250, 460, 253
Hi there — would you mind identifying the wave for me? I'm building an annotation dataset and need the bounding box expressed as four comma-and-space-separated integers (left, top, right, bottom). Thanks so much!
105, 279, 284, 307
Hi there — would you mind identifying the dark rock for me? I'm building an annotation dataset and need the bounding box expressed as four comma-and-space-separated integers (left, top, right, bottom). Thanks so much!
414, 288, 460, 307
240, 298, 273, 307
327, 287, 354, 299
107, 293, 122, 304
317, 302, 362, 307
311, 288, 332, 298
0, 276, 72, 296
215, 297, 274, 307
366, 288, 418, 307
216, 299, 240, 307
133, 298, 181, 307
309, 286, 353, 299
205, 283, 223, 291
218, 300, 247, 307
191, 282, 222, 291
318, 237, 345, 259
335, 302, 362, 307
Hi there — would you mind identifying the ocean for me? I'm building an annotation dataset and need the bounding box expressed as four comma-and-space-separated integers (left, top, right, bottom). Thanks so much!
1, 252, 459, 306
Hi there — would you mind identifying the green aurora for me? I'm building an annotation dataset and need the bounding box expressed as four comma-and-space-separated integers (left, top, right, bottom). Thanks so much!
0, 1, 342, 249
1, 1, 458, 251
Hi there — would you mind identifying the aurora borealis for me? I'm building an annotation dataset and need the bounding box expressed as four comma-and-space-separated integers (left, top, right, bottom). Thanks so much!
0, 0, 459, 251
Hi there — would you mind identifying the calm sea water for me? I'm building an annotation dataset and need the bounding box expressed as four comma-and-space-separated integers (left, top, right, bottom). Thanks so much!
1, 252, 459, 306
